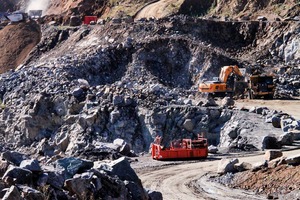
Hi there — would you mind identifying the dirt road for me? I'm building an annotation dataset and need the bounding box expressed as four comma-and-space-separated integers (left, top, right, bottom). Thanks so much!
235, 99, 300, 120
137, 149, 300, 200
135, 0, 184, 20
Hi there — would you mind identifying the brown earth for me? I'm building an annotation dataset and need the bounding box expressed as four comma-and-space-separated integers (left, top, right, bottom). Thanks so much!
231, 164, 300, 198
0, 20, 41, 73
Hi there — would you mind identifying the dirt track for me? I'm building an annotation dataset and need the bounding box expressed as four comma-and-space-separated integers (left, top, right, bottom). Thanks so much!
136, 149, 300, 200
135, 0, 184, 19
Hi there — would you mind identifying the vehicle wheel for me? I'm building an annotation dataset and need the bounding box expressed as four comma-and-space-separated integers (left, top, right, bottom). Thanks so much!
248, 90, 253, 99
265, 94, 274, 99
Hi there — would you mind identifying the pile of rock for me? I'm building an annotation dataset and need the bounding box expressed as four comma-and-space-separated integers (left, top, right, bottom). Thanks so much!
0, 151, 161, 200
274, 65, 300, 98
219, 106, 300, 151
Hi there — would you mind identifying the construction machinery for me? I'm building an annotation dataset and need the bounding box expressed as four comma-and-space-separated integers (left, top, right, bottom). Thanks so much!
151, 135, 208, 160
198, 65, 244, 96
247, 75, 275, 99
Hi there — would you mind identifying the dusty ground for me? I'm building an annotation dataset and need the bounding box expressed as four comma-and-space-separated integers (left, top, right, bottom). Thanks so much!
0, 20, 40, 73
135, 0, 184, 20
132, 149, 300, 199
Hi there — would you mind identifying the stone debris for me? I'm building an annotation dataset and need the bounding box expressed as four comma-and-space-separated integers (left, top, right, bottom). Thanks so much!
264, 150, 283, 161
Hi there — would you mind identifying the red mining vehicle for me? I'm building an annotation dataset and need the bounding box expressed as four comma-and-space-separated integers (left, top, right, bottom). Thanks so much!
151, 135, 208, 160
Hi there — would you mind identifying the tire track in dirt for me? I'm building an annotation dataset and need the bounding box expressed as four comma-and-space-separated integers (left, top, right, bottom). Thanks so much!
137, 149, 300, 200
135, 0, 184, 20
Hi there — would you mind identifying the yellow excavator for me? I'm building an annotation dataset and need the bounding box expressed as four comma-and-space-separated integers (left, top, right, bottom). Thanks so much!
198, 65, 244, 96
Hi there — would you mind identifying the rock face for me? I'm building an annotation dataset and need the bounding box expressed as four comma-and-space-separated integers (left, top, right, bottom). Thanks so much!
219, 110, 282, 151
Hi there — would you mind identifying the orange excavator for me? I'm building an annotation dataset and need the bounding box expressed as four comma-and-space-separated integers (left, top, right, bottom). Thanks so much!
198, 65, 244, 96
151, 135, 208, 160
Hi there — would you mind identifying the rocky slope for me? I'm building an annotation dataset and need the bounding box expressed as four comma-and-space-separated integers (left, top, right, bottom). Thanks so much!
0, 17, 298, 153
0, 0, 299, 199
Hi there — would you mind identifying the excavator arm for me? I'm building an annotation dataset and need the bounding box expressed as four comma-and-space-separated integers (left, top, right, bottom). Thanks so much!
219, 65, 243, 83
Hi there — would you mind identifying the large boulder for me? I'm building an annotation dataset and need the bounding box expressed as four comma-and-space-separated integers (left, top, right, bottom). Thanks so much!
217, 158, 239, 174
146, 189, 163, 200
2, 166, 33, 185
1, 151, 28, 166
285, 154, 300, 166
278, 132, 294, 145
124, 180, 148, 200
56, 157, 94, 179
271, 115, 281, 128
234, 162, 252, 172
182, 119, 194, 132
19, 159, 41, 173
69, 16, 81, 26
113, 138, 131, 156
262, 135, 281, 150
221, 97, 234, 107
2, 186, 21, 200
109, 157, 140, 183
208, 145, 218, 153
18, 185, 44, 200
65, 175, 93, 200
0, 160, 9, 176
265, 150, 283, 161
46, 171, 65, 189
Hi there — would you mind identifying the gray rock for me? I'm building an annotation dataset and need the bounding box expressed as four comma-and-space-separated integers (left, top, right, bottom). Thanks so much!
113, 138, 131, 156
0, 160, 9, 177
278, 132, 294, 145
37, 173, 48, 187
271, 115, 281, 128
109, 157, 140, 183
291, 130, 300, 140
183, 119, 194, 131
2, 166, 33, 184
221, 97, 234, 107
203, 98, 218, 107
2, 186, 21, 200
255, 107, 268, 115
2, 151, 28, 165
72, 87, 86, 101
146, 189, 163, 200
285, 154, 300, 166
251, 161, 268, 172
124, 180, 148, 200
268, 156, 287, 168
208, 145, 218, 153
18, 185, 44, 200
112, 18, 122, 24
113, 95, 124, 106
56, 157, 94, 179
65, 177, 93, 199
262, 135, 281, 150
69, 16, 81, 26
217, 158, 239, 174
46, 171, 64, 189
234, 162, 252, 172
19, 159, 41, 172
264, 150, 283, 161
